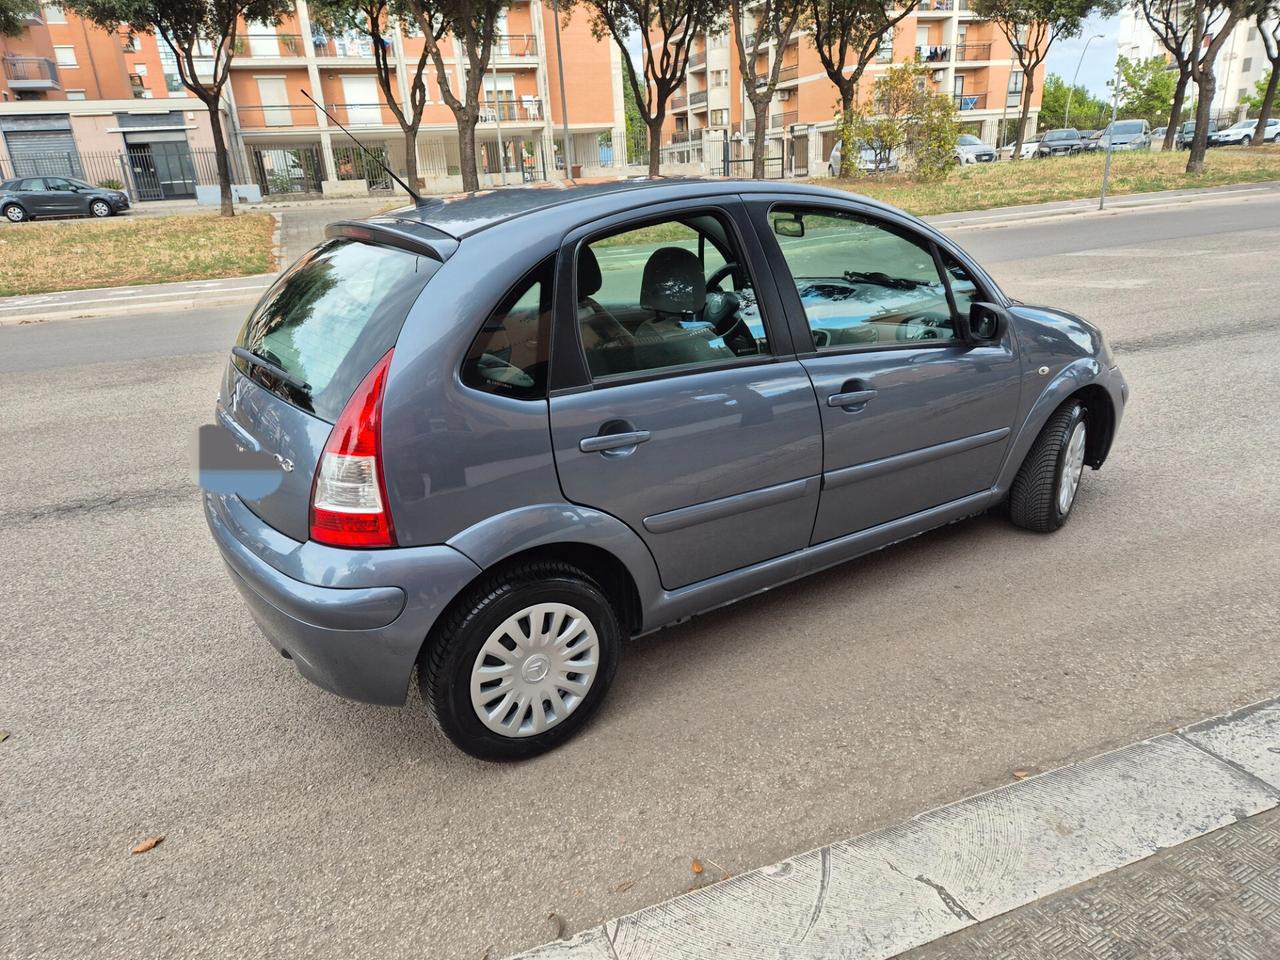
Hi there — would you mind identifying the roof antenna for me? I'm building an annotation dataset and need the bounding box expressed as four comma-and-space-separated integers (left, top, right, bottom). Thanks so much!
300, 88, 422, 205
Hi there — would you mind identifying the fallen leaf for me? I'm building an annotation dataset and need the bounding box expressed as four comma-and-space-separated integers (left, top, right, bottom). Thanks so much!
546, 911, 567, 940
131, 836, 165, 855
611, 880, 635, 894
691, 858, 704, 875
0, 730, 10, 743
1012, 769, 1031, 780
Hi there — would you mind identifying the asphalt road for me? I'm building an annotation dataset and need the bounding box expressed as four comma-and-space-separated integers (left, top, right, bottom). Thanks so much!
3, 193, 1279, 960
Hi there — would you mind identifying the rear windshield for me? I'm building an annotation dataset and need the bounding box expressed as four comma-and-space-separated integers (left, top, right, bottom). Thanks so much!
1108, 121, 1145, 135
233, 238, 436, 421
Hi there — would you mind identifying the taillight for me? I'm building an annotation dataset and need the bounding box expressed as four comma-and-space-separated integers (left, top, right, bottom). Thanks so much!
309, 349, 396, 548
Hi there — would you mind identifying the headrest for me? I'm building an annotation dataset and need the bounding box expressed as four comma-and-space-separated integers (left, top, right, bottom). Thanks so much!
578, 245, 602, 300
639, 247, 705, 315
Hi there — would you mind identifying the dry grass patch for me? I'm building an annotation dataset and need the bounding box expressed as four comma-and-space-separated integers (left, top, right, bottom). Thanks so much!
0, 213, 277, 297
809, 146, 1280, 217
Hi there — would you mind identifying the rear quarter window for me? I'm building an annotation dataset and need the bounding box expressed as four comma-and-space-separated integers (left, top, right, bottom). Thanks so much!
233, 238, 437, 421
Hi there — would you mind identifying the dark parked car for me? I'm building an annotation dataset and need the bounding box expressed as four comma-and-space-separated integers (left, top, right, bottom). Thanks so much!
204, 180, 1128, 760
0, 175, 130, 223
1037, 128, 1085, 157
1080, 130, 1102, 152
1176, 120, 1217, 149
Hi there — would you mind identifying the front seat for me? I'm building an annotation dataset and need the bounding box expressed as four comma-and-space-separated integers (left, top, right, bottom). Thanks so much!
577, 245, 635, 377
632, 247, 726, 370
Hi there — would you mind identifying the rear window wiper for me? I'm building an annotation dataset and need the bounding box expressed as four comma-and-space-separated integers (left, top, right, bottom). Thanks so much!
232, 346, 312, 396
843, 270, 922, 291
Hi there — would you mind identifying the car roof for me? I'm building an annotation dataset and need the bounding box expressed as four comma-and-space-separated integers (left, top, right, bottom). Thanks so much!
372, 178, 904, 242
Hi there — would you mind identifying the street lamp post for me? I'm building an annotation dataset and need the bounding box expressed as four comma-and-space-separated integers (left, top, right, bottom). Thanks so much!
1065, 33, 1106, 128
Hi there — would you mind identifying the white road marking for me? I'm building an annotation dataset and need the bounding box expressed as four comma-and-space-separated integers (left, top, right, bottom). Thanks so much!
512, 697, 1280, 960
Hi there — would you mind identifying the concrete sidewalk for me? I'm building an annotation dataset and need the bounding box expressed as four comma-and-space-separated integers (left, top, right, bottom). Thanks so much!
3, 181, 1276, 326
512, 698, 1280, 959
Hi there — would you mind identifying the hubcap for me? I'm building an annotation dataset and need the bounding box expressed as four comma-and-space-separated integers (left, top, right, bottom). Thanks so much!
6, 208, 21, 222
470, 602, 600, 738
93, 202, 109, 216
1058, 421, 1087, 515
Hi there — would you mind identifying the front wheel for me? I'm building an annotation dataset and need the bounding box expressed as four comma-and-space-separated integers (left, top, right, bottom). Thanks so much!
420, 561, 621, 761
1008, 401, 1089, 533
90, 200, 112, 218
4, 203, 27, 223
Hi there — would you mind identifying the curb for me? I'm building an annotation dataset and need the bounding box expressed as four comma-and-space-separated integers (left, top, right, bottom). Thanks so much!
508, 696, 1280, 960
0, 287, 272, 326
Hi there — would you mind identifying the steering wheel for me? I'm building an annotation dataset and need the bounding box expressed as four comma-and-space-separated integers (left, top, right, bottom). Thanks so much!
897, 316, 948, 342
706, 261, 740, 293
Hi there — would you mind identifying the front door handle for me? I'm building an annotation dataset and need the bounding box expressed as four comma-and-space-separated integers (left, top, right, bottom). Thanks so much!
827, 389, 878, 409
579, 430, 651, 454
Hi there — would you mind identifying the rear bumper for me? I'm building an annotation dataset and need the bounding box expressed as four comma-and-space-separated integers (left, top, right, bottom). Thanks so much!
204, 492, 481, 705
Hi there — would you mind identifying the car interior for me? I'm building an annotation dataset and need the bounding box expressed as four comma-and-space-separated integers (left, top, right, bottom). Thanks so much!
575, 214, 765, 379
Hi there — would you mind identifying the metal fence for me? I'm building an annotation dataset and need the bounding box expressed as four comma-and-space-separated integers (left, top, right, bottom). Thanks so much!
247, 143, 324, 195
0, 147, 238, 200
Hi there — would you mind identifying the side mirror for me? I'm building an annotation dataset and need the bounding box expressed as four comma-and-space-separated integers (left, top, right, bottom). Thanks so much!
773, 217, 804, 238
959, 301, 1009, 345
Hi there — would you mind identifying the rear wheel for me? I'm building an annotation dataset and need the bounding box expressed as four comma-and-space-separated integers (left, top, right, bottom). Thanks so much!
90, 200, 112, 218
1008, 400, 1089, 533
420, 561, 621, 761
4, 203, 27, 223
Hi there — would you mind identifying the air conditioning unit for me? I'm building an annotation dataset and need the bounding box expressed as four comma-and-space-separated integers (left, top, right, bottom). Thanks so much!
777, 89, 794, 101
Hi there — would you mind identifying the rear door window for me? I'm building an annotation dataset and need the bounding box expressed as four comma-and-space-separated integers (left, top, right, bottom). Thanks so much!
233, 238, 436, 421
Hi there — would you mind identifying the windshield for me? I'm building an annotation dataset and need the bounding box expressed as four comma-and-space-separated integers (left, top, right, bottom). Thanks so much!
1045, 130, 1077, 141
1108, 121, 1145, 135
958, 135, 982, 145
233, 238, 437, 420
1229, 121, 1254, 130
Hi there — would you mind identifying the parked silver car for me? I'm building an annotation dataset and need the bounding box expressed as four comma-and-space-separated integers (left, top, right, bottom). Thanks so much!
204, 180, 1128, 760
955, 134, 997, 164
1096, 119, 1152, 152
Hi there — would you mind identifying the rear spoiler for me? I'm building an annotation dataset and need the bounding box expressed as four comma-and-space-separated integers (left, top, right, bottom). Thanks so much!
325, 220, 458, 262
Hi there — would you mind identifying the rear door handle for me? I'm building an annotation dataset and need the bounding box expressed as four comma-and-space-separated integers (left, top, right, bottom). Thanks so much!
827, 390, 878, 408
579, 430, 651, 453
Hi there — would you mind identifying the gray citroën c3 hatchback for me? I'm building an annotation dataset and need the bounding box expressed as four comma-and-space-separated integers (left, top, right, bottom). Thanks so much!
205, 180, 1127, 760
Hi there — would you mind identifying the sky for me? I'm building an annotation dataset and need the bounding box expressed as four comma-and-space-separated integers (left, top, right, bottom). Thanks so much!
1042, 14, 1125, 97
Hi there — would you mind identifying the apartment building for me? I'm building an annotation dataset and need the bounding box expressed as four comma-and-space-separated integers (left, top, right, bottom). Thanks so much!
661, 1, 1044, 174
0, 1, 627, 199
1117, 7, 1278, 124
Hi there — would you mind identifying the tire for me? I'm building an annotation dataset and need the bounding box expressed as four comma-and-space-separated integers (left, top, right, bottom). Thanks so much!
1008, 400, 1089, 533
3, 203, 27, 223
420, 560, 621, 761
90, 200, 112, 218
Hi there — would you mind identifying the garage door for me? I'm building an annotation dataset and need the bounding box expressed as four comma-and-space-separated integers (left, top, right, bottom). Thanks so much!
4, 129, 83, 178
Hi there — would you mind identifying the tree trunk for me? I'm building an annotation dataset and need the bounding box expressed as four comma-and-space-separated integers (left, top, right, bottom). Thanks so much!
206, 101, 234, 217
1186, 70, 1215, 174
647, 118, 663, 177
1164, 71, 1189, 151
750, 98, 770, 178
457, 114, 480, 192
838, 87, 857, 178
1251, 66, 1278, 146
403, 125, 420, 194
1012, 74, 1035, 161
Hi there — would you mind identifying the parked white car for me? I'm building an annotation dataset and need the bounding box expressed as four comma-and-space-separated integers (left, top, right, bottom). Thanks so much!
827, 141, 899, 175
1210, 118, 1280, 145
999, 136, 1041, 160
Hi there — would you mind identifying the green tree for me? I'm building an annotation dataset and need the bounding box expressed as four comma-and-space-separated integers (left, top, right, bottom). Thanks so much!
572, 0, 723, 177
1184, 0, 1266, 172
0, 0, 40, 35
1132, 0, 1195, 149
848, 60, 958, 181
66, 0, 292, 216
972, 0, 1121, 160
1245, 8, 1278, 145
1115, 54, 1176, 124
309, 0, 430, 192
406, 0, 507, 193
1039, 71, 1107, 128
805, 0, 920, 178
730, 0, 804, 178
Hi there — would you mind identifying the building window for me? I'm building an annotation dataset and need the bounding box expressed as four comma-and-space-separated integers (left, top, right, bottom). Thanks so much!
157, 45, 184, 93
66, 89, 86, 100
42, 3, 65, 22
1242, 57, 1252, 73
708, 32, 728, 49
711, 68, 728, 87
53, 45, 78, 67
1007, 69, 1023, 108
710, 108, 728, 126
123, 33, 139, 52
